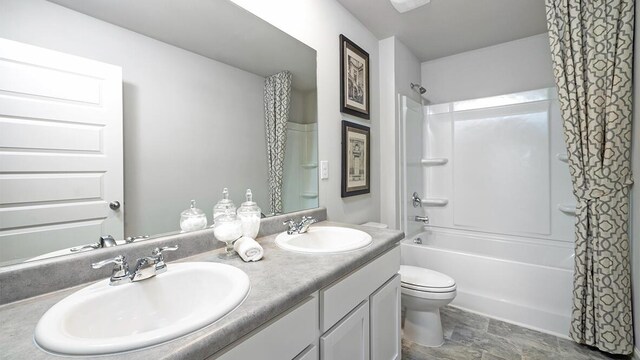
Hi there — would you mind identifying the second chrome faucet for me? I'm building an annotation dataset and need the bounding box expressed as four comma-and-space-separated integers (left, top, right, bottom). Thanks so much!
92, 245, 179, 286
283, 216, 317, 235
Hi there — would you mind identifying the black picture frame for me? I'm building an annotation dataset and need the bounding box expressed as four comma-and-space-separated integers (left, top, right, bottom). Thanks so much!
342, 120, 370, 197
340, 34, 370, 120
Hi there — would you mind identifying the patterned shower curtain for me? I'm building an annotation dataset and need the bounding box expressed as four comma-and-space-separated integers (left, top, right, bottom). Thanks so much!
264, 71, 292, 215
545, 0, 634, 355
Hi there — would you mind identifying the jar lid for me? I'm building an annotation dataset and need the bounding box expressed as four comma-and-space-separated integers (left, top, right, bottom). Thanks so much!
181, 200, 205, 217
237, 189, 261, 215
214, 188, 236, 214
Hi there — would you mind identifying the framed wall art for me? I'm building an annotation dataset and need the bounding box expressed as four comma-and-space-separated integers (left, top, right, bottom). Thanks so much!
340, 34, 370, 119
341, 120, 370, 197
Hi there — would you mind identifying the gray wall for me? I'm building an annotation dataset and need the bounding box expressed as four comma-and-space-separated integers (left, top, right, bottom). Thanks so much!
0, 0, 270, 237
230, 0, 381, 225
421, 33, 555, 104
379, 36, 422, 229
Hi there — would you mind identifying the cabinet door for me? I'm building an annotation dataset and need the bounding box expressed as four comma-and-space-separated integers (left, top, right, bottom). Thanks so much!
370, 274, 401, 360
321, 300, 369, 360
294, 345, 318, 360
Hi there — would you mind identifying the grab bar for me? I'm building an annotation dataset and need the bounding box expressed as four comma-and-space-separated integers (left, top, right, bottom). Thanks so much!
558, 204, 576, 215
412, 192, 448, 207
422, 198, 448, 207
421, 158, 448, 166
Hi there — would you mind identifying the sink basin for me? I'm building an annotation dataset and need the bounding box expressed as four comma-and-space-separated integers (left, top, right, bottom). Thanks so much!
275, 226, 372, 254
34, 262, 250, 355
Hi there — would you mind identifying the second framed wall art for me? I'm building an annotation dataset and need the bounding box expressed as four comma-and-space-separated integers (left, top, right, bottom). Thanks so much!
340, 34, 370, 120
342, 121, 370, 197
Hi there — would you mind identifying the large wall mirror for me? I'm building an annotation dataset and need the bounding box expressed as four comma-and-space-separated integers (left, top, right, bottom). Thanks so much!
0, 0, 318, 266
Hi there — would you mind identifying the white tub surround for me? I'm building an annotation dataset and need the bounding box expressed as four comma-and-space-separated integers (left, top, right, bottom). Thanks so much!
399, 88, 576, 336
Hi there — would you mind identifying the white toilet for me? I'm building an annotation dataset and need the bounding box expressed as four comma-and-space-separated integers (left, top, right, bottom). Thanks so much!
399, 265, 457, 347
360, 222, 457, 347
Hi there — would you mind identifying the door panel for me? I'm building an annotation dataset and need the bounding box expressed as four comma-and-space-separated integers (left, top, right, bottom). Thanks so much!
0, 38, 123, 263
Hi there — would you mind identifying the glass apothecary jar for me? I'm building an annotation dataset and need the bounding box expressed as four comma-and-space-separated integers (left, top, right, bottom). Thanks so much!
213, 209, 242, 258
213, 187, 236, 222
237, 189, 261, 238
180, 200, 208, 232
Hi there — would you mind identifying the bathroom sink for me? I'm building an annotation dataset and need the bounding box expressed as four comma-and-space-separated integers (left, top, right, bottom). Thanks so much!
275, 226, 372, 253
34, 262, 250, 355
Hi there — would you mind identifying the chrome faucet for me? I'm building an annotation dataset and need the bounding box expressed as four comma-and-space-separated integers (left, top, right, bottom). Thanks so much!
71, 235, 118, 252
91, 245, 179, 286
283, 216, 317, 235
71, 234, 151, 252
91, 255, 131, 286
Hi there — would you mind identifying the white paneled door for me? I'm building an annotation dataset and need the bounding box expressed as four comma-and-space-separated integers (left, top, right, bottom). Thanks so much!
0, 38, 123, 263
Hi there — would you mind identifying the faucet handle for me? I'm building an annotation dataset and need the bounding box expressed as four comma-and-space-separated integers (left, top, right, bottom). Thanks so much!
152, 245, 179, 273
92, 255, 130, 286
71, 242, 101, 252
283, 219, 298, 234
92, 255, 127, 269
125, 235, 150, 244
152, 245, 179, 258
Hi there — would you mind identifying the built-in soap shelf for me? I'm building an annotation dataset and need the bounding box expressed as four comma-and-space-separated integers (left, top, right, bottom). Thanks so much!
301, 163, 318, 169
301, 192, 318, 199
421, 158, 448, 166
558, 204, 576, 215
556, 154, 568, 163
421, 198, 449, 207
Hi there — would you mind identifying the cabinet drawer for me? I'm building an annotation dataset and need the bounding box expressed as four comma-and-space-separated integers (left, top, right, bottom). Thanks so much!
320, 245, 400, 332
213, 294, 319, 360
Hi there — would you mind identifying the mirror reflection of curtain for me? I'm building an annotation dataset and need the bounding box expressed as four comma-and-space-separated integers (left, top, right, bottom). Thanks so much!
264, 71, 292, 215
546, 0, 634, 355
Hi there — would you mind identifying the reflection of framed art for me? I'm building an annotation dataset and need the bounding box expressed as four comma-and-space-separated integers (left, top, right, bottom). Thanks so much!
340, 35, 370, 120
342, 121, 370, 197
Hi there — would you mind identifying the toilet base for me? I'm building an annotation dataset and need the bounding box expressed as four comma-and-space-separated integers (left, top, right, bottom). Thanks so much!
403, 308, 444, 347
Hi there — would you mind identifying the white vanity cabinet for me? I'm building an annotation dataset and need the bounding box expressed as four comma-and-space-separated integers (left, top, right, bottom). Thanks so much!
319, 246, 400, 360
212, 295, 319, 360
213, 245, 400, 360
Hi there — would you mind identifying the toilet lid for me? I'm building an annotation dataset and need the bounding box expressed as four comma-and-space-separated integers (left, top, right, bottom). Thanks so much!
399, 265, 455, 290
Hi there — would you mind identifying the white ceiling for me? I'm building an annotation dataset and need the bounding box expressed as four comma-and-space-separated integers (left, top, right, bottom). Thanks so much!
336, 0, 548, 61
48, 0, 317, 91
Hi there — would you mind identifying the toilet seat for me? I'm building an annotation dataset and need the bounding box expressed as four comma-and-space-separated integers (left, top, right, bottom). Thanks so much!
402, 282, 457, 293
399, 265, 456, 293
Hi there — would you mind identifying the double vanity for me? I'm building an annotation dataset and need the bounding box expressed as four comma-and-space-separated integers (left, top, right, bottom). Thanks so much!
0, 208, 403, 359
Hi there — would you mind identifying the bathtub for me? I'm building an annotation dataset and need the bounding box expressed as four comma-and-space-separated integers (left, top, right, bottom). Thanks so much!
401, 228, 574, 338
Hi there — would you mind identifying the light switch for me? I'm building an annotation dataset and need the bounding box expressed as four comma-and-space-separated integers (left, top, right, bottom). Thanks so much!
320, 160, 329, 180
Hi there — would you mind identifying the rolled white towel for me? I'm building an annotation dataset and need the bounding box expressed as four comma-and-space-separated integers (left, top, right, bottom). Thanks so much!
233, 236, 264, 262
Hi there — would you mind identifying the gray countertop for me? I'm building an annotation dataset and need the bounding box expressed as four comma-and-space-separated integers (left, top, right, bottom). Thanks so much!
0, 221, 403, 360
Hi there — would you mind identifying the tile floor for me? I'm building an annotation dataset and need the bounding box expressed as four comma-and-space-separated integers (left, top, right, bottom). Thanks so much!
402, 306, 633, 360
